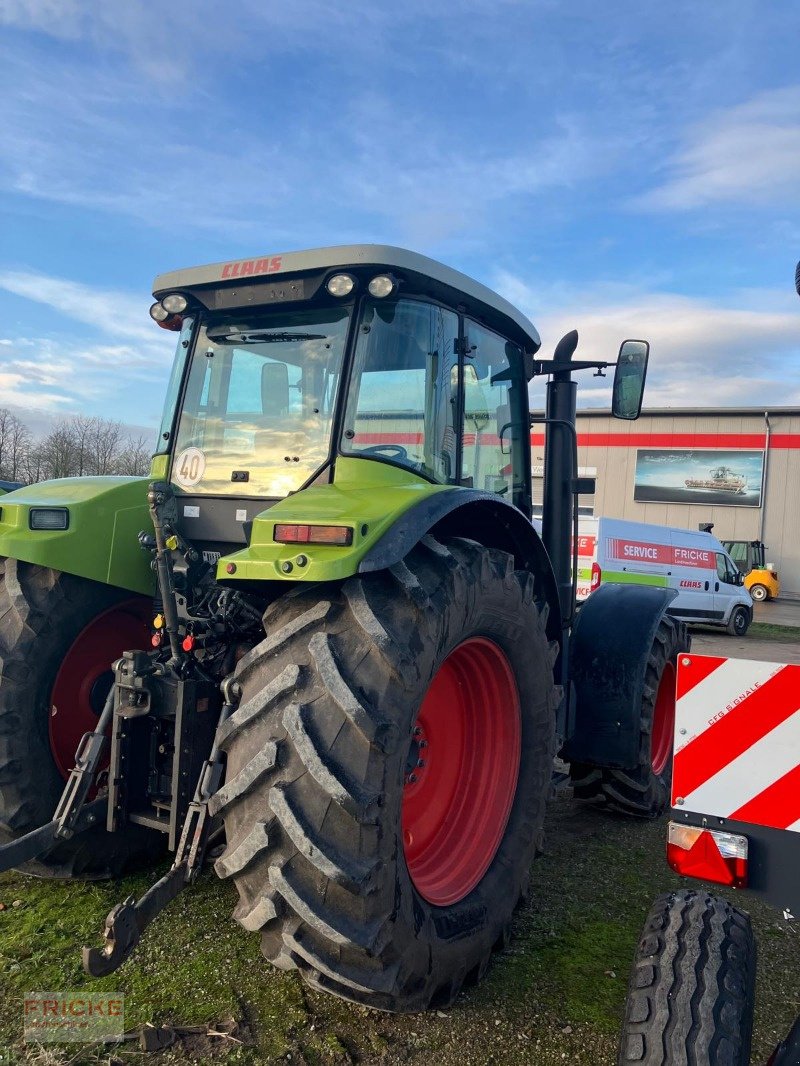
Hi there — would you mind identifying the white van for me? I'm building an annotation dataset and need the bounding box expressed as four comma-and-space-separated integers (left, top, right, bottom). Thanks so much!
574, 517, 753, 635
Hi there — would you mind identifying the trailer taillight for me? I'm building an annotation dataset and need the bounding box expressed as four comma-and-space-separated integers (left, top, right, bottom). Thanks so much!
590, 561, 601, 590
274, 524, 354, 546
667, 822, 748, 889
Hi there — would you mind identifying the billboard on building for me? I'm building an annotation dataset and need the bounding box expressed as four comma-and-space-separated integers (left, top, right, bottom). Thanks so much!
634, 449, 764, 507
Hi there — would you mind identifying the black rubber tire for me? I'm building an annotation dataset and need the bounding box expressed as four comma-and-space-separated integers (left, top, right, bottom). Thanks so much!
214, 535, 558, 1012
618, 890, 756, 1066
749, 583, 768, 603
0, 558, 160, 878
570, 615, 689, 818
769, 1015, 800, 1065
727, 606, 750, 636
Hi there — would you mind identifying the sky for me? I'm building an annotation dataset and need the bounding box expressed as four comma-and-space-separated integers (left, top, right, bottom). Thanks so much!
1, 0, 799, 440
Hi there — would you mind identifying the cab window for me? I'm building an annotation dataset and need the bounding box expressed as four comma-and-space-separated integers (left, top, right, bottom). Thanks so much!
342, 298, 459, 482
716, 553, 738, 584
461, 319, 527, 503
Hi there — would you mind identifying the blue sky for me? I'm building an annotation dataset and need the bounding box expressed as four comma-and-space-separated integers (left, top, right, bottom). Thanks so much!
1, 0, 799, 438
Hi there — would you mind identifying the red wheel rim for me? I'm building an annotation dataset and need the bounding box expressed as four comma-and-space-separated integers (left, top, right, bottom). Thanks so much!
401, 637, 521, 907
650, 661, 676, 777
49, 600, 151, 779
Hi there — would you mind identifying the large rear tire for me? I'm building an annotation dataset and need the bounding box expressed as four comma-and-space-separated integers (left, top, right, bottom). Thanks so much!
570, 615, 689, 818
0, 558, 160, 878
215, 536, 558, 1011
618, 890, 756, 1066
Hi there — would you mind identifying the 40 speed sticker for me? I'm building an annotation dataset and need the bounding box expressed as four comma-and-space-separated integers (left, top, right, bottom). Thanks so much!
174, 447, 206, 488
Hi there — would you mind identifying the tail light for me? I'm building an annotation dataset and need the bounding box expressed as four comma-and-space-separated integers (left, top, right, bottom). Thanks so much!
274, 524, 353, 546
590, 562, 601, 591
667, 822, 748, 889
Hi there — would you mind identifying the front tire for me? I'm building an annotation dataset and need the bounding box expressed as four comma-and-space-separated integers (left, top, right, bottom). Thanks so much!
0, 559, 159, 878
570, 615, 689, 818
727, 605, 750, 636
749, 583, 767, 603
215, 536, 558, 1011
618, 890, 756, 1065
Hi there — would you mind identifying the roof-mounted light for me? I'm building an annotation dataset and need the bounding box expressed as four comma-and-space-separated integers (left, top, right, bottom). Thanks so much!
161, 293, 188, 314
368, 274, 396, 298
149, 301, 184, 332
326, 273, 355, 297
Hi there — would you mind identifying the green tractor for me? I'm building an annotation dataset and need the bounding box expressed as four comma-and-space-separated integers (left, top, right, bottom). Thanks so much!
0, 246, 687, 1011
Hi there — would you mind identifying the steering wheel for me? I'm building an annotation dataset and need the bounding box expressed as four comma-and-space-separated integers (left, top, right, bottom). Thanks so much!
361, 444, 409, 461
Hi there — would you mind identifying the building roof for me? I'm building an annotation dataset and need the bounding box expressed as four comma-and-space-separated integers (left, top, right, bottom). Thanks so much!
576, 406, 800, 417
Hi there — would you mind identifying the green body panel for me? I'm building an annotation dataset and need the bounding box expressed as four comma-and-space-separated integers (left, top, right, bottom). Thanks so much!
0, 477, 154, 596
218, 457, 448, 584
602, 569, 668, 588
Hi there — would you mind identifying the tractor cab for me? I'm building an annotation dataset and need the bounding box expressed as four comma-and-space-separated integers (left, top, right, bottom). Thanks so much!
152, 247, 537, 556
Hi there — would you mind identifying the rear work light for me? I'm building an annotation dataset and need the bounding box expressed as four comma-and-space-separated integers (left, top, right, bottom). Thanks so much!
590, 561, 602, 591
274, 524, 353, 546
29, 507, 69, 531
667, 822, 748, 889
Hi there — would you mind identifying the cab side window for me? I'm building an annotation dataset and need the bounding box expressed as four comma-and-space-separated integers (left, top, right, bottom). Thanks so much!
716, 553, 737, 584
461, 319, 525, 500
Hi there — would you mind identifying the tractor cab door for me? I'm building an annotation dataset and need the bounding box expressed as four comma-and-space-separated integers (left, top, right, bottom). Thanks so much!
461, 318, 530, 513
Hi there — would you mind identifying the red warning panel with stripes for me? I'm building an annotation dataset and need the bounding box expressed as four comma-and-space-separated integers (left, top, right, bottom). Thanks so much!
673, 654, 800, 833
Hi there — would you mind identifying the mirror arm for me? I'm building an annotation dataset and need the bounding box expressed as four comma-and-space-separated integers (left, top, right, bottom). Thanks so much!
531, 359, 613, 377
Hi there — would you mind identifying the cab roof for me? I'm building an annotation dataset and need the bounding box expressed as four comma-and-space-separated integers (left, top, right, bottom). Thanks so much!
153, 244, 541, 353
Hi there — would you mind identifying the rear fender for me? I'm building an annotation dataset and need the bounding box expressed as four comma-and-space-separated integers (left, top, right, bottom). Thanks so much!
561, 583, 677, 768
359, 490, 562, 646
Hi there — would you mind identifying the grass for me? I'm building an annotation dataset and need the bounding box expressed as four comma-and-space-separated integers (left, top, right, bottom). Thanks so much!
749, 621, 800, 641
1, 800, 798, 1065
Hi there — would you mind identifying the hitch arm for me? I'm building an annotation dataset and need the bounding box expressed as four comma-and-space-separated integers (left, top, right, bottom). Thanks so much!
0, 682, 118, 876
82, 677, 241, 977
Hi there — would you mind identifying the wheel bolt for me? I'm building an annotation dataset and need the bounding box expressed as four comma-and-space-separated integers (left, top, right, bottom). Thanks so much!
413, 726, 422, 736
418, 739, 428, 748
407, 773, 417, 784
417, 759, 425, 768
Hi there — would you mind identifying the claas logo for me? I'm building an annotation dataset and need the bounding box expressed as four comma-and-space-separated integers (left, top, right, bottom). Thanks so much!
221, 256, 283, 279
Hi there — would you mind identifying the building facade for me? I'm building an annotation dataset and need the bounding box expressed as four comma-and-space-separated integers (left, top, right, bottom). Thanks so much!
532, 407, 800, 596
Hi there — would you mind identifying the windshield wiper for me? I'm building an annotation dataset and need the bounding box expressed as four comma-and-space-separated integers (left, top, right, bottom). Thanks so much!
208, 329, 326, 343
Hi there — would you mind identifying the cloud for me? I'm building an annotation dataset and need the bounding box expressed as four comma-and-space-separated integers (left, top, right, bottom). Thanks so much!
0, 270, 175, 423
635, 86, 800, 211
495, 270, 800, 407
0, 271, 157, 343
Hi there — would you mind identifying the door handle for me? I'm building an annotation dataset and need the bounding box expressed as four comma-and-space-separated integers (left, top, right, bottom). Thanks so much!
704, 581, 709, 591
715, 582, 719, 592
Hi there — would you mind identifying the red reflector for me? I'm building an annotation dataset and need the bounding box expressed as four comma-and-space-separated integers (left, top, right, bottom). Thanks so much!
182, 635, 195, 652
274, 524, 353, 546
590, 561, 601, 591
151, 633, 162, 647
156, 314, 183, 332
666, 822, 748, 889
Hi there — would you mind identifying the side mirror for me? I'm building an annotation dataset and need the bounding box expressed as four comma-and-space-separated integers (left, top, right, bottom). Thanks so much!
261, 361, 290, 417
612, 339, 649, 420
